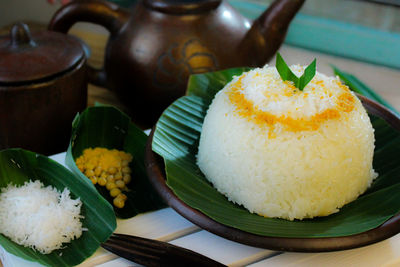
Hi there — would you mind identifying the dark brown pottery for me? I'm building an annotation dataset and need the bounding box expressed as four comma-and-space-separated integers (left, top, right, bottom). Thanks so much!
145, 94, 400, 252
48, 0, 304, 128
0, 23, 87, 155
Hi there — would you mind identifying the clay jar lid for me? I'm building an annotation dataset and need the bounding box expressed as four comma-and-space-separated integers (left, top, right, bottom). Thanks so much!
0, 22, 85, 85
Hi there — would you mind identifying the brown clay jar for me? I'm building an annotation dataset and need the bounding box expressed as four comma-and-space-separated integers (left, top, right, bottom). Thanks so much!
0, 23, 87, 155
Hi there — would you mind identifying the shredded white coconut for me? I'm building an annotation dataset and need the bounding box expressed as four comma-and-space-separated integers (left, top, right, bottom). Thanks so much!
0, 180, 83, 254
233, 65, 350, 118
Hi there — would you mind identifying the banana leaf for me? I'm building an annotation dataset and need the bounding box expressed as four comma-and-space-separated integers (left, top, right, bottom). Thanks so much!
0, 149, 116, 266
66, 106, 165, 218
152, 67, 400, 238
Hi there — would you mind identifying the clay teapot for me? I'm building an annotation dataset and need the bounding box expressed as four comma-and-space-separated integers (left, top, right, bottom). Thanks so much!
0, 22, 87, 155
49, 0, 304, 128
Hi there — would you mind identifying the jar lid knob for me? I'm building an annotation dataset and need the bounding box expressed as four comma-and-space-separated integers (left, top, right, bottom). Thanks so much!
10, 22, 36, 48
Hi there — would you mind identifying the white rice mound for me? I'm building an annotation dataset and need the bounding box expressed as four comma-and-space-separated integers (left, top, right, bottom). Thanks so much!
197, 65, 377, 220
0, 180, 83, 254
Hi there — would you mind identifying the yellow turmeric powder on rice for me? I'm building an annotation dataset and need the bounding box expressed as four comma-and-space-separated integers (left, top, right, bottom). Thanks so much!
75, 147, 133, 208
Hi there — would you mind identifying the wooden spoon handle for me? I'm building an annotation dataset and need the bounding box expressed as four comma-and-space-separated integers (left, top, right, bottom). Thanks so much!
102, 233, 226, 267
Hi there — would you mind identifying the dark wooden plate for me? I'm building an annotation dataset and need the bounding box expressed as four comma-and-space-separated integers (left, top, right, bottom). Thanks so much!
145, 94, 400, 252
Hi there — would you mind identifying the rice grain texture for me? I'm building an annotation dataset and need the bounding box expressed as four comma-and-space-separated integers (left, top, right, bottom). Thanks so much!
197, 65, 377, 220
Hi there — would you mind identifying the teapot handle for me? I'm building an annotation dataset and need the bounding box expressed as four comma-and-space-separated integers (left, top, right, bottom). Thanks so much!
48, 0, 129, 87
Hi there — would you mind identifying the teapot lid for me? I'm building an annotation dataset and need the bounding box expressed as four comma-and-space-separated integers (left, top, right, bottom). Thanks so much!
0, 22, 85, 84
144, 0, 221, 14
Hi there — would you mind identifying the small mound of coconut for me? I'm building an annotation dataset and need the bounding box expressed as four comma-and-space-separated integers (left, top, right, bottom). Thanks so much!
0, 180, 83, 254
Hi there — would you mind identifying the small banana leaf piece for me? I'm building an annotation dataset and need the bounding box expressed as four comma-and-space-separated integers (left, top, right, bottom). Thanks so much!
152, 67, 400, 238
66, 106, 165, 218
0, 149, 116, 266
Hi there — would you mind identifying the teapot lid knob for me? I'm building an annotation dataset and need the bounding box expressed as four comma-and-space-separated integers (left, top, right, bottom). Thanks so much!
10, 22, 36, 48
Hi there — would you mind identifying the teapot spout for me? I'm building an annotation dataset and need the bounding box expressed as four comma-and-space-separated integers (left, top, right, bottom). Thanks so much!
240, 0, 305, 66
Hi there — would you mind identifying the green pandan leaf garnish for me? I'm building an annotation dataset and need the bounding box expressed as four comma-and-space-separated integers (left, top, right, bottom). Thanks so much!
276, 52, 316, 91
